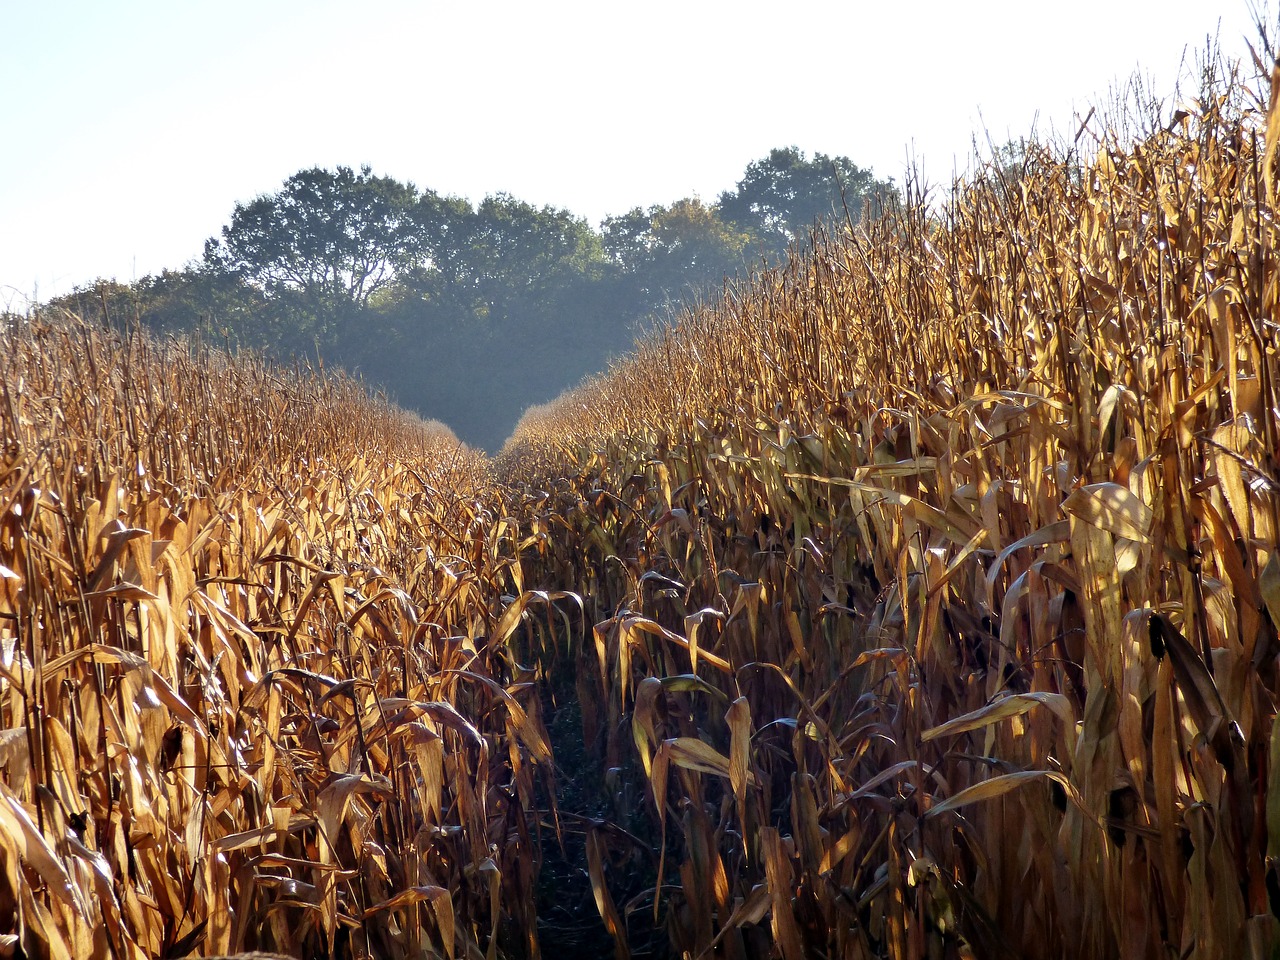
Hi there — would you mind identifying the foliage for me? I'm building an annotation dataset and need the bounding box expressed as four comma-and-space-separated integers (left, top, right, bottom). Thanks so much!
718, 146, 897, 255
602, 198, 755, 306
207, 165, 423, 319
404, 193, 605, 330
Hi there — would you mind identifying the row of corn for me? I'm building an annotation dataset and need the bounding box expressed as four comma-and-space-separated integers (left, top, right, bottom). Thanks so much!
500, 47, 1280, 959
0, 318, 564, 958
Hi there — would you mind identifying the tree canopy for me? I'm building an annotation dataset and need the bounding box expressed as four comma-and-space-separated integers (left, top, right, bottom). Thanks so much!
208, 166, 424, 317
718, 146, 892, 254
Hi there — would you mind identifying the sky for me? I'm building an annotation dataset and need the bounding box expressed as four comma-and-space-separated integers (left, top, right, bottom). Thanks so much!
0, 0, 1265, 308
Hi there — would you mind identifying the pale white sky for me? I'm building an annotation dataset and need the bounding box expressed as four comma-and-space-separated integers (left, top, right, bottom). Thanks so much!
0, 0, 1263, 306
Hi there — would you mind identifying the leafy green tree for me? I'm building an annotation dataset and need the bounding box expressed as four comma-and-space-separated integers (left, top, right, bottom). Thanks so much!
403, 192, 480, 288
717, 147, 896, 254
363, 194, 613, 451
602, 198, 753, 316
134, 268, 304, 352
41, 280, 139, 330
42, 269, 310, 359
398, 193, 605, 334
600, 207, 657, 271
459, 196, 600, 294
648, 198, 753, 282
205, 165, 423, 324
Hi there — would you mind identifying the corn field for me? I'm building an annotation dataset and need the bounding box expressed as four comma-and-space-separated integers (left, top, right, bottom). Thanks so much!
5, 33, 1280, 960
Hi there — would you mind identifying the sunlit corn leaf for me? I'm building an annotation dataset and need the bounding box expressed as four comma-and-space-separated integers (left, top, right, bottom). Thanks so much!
925, 770, 1084, 818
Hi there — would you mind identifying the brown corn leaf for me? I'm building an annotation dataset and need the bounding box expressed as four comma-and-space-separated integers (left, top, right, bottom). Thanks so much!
632, 677, 663, 777
664, 737, 752, 784
365, 885, 455, 959
1060, 482, 1153, 543
925, 770, 1083, 818
0, 785, 77, 908
586, 827, 630, 960
692, 884, 771, 959
1261, 549, 1280, 629
922, 692, 1076, 743
761, 827, 804, 960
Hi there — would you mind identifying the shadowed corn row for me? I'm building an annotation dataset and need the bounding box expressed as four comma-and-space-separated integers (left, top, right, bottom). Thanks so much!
502, 45, 1280, 960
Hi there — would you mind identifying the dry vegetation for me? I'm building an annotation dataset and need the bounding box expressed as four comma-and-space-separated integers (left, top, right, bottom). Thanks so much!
0, 320, 563, 958
6, 30, 1280, 960
500, 42, 1280, 960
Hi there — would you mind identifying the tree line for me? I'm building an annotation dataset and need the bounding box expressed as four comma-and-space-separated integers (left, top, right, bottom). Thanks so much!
47, 148, 897, 451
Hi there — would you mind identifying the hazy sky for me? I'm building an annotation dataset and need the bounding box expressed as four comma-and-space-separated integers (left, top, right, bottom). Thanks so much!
0, 0, 1262, 306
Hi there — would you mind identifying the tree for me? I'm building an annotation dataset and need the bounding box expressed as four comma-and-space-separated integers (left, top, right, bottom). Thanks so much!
600, 206, 657, 271
132, 267, 305, 353
466, 195, 602, 297
205, 165, 423, 323
402, 193, 604, 330
717, 147, 897, 254
602, 198, 753, 315
648, 199, 752, 277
